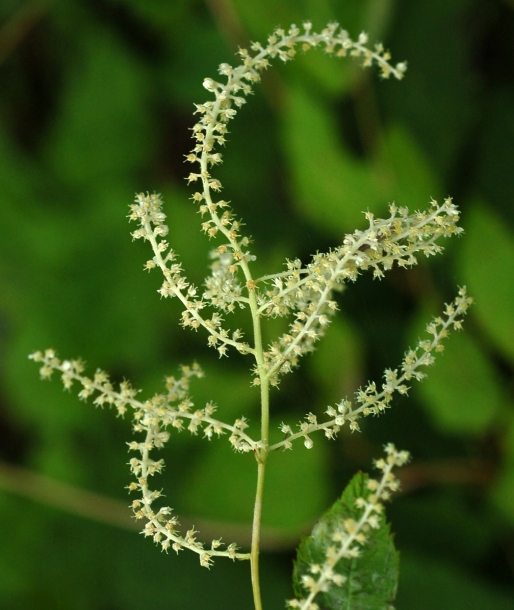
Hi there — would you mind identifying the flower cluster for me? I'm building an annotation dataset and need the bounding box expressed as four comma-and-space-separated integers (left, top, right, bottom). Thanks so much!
28, 350, 255, 566
287, 444, 410, 609
28, 277, 470, 567
30, 288, 472, 568
274, 286, 473, 450
128, 22, 407, 366
255, 200, 463, 386
29, 21, 472, 610
130, 191, 463, 387
187, 21, 406, 271
128, 193, 253, 358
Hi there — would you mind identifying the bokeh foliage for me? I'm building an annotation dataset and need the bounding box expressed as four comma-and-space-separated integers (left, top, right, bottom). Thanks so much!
1, 0, 513, 608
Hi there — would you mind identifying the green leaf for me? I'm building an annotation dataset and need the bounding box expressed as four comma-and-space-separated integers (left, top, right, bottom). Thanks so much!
491, 413, 514, 525
377, 123, 440, 209
182, 432, 330, 532
281, 97, 441, 239
308, 313, 363, 402
229, 0, 303, 39
381, 0, 477, 174
290, 48, 353, 96
458, 202, 514, 365
397, 551, 514, 610
414, 328, 503, 435
264, 438, 330, 531
44, 18, 151, 185
282, 82, 382, 236
475, 88, 514, 225
293, 471, 399, 610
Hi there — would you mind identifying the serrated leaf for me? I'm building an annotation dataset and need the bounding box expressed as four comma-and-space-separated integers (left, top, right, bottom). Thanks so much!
293, 471, 399, 610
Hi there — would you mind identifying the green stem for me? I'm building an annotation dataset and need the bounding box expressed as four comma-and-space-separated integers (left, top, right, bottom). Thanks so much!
247, 281, 270, 609
250, 373, 269, 609
251, 457, 267, 610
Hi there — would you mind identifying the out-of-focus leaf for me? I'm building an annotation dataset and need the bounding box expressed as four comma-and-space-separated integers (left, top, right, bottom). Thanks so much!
476, 88, 514, 225
491, 413, 514, 524
44, 21, 151, 185
290, 49, 353, 96
293, 471, 399, 609
281, 91, 440, 240
413, 326, 503, 434
382, 0, 478, 173
0, 496, 42, 603
458, 202, 514, 365
164, 16, 228, 107
264, 436, 330, 530
377, 123, 440, 209
397, 551, 514, 610
182, 432, 329, 532
229, 0, 303, 39
309, 312, 363, 402
194, 362, 259, 421
282, 82, 382, 236
110, 0, 192, 30
389, 490, 495, 566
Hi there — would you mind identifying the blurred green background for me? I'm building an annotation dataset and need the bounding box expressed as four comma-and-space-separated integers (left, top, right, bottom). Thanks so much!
1, 0, 514, 608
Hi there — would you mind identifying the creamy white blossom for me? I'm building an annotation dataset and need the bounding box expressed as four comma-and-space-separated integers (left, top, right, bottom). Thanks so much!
29, 21, 471, 610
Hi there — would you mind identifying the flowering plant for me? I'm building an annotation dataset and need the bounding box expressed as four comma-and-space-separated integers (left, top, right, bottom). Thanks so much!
30, 22, 471, 610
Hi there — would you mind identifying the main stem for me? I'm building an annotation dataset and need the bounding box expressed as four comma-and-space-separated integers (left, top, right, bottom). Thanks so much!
250, 377, 269, 610
251, 456, 267, 610
247, 283, 270, 610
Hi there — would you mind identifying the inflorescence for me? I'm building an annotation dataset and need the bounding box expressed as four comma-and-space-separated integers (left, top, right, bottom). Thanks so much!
30, 21, 471, 582
29, 284, 470, 565
129, 192, 465, 387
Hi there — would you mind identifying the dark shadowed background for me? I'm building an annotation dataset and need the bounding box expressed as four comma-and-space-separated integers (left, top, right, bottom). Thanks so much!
1, 0, 514, 608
